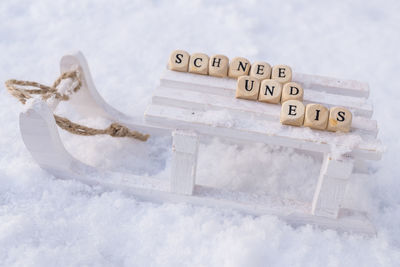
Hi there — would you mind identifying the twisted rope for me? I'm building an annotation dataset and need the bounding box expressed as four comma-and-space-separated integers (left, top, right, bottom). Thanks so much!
5, 71, 149, 141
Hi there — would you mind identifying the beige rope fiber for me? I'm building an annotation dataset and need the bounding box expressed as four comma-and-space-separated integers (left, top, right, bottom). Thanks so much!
5, 71, 149, 141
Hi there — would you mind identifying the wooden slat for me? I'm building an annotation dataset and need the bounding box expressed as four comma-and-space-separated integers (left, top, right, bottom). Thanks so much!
160, 70, 373, 118
152, 86, 378, 137
144, 104, 382, 161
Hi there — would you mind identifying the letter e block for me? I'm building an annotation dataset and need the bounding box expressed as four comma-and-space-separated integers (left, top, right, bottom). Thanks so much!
258, 79, 282, 104
209, 54, 229, 77
235, 76, 260, 100
280, 100, 305, 126
189, 53, 209, 75
281, 82, 304, 102
250, 61, 271, 80
271, 64, 292, 83
229, 57, 251, 78
168, 50, 190, 72
304, 104, 329, 130
327, 107, 352, 132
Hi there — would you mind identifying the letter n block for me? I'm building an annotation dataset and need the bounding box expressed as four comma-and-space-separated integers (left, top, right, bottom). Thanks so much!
280, 100, 305, 126
229, 57, 251, 78
258, 79, 282, 104
235, 76, 260, 100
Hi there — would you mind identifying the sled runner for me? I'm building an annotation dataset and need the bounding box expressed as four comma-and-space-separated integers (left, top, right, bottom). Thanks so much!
18, 51, 382, 235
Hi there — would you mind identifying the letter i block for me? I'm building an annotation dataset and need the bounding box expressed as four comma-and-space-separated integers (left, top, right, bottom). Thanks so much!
304, 104, 329, 130
280, 100, 305, 126
250, 61, 271, 80
229, 57, 251, 78
327, 107, 352, 132
258, 79, 282, 104
271, 64, 292, 83
168, 50, 190, 72
235, 76, 260, 100
189, 53, 209, 75
281, 82, 304, 102
209, 54, 229, 77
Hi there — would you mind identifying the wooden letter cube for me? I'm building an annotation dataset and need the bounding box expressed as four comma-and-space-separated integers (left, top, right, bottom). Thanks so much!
250, 61, 271, 80
327, 107, 352, 132
280, 100, 305, 126
228, 57, 251, 78
281, 82, 304, 102
258, 79, 282, 104
304, 104, 329, 130
235, 76, 260, 100
209, 54, 229, 77
271, 64, 292, 83
168, 50, 190, 72
189, 53, 209, 75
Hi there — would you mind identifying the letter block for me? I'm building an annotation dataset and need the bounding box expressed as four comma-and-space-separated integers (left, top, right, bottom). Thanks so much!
168, 50, 190, 72
258, 79, 282, 104
235, 76, 260, 100
280, 100, 305, 126
209, 54, 229, 77
189, 53, 209, 75
250, 61, 271, 80
281, 82, 304, 102
229, 57, 251, 78
304, 104, 329, 130
327, 107, 352, 132
271, 64, 292, 83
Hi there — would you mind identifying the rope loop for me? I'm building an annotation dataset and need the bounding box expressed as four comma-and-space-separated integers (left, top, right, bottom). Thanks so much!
5, 70, 149, 141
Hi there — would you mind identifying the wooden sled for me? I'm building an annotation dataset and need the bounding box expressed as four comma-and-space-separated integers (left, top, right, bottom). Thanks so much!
19, 51, 383, 235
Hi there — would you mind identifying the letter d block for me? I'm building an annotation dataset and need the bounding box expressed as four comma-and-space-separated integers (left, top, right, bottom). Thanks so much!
280, 100, 305, 126
189, 53, 209, 75
235, 76, 260, 100
168, 50, 190, 72
327, 107, 352, 132
281, 82, 304, 102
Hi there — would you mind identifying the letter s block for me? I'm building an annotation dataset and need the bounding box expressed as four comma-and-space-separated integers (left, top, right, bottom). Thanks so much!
281, 82, 304, 102
327, 107, 352, 132
189, 53, 209, 75
168, 50, 190, 72
280, 100, 305, 126
235, 76, 260, 100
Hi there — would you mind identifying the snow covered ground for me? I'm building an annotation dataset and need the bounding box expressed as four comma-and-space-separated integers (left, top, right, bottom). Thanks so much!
1, 0, 400, 266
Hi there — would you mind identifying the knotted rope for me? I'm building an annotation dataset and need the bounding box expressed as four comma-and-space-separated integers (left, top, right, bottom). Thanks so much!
5, 71, 149, 141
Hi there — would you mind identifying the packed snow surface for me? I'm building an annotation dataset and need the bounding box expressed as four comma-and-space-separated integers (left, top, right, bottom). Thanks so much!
1, 0, 400, 266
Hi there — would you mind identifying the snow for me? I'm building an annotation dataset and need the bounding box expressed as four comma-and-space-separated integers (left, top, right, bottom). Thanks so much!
1, 0, 400, 266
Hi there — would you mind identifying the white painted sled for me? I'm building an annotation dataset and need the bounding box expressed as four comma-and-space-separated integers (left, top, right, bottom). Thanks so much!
19, 51, 382, 235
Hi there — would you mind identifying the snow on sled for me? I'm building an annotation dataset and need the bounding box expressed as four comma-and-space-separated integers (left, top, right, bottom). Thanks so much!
18, 51, 382, 235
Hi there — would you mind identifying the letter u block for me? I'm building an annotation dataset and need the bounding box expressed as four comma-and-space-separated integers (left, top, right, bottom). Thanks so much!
280, 100, 305, 126
235, 76, 260, 100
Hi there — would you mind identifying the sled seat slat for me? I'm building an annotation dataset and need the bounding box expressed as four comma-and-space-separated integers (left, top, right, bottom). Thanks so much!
151, 86, 378, 137
160, 70, 373, 118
